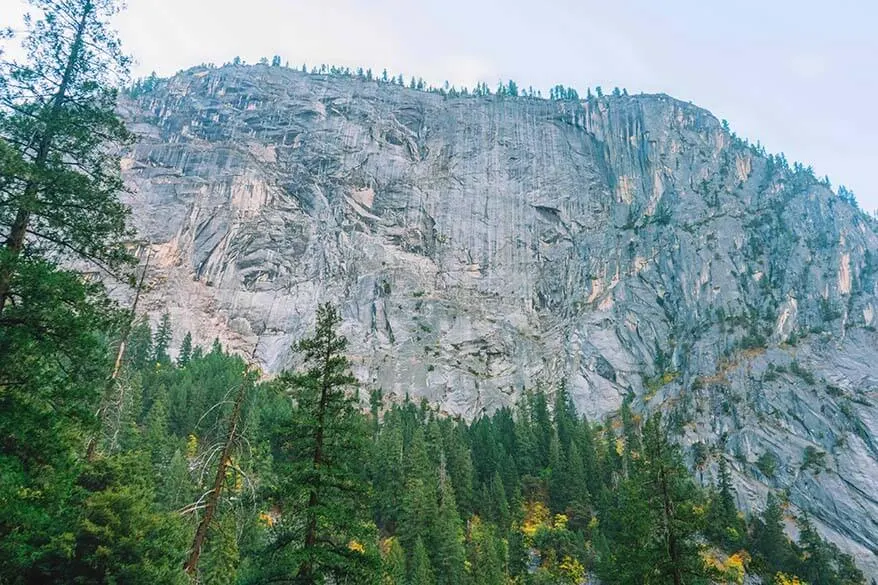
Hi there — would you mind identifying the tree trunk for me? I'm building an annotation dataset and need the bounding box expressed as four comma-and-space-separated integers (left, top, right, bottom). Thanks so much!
86, 249, 151, 460
183, 375, 248, 578
298, 341, 332, 584
0, 1, 93, 315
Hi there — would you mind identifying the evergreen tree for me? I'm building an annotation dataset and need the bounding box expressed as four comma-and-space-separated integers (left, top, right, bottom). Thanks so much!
431, 468, 466, 585
409, 537, 436, 585
266, 304, 379, 584
598, 414, 705, 585
24, 453, 189, 585
127, 317, 154, 370
751, 493, 796, 576
444, 420, 475, 517
382, 537, 407, 585
0, 0, 134, 313
200, 511, 241, 585
484, 471, 511, 531
595, 465, 655, 585
640, 414, 705, 585
372, 414, 406, 532
177, 331, 193, 367
548, 430, 567, 512
160, 448, 194, 512
153, 311, 172, 364
0, 1, 138, 578
796, 516, 865, 585
398, 476, 437, 564
466, 517, 506, 585
562, 441, 591, 531
706, 454, 745, 547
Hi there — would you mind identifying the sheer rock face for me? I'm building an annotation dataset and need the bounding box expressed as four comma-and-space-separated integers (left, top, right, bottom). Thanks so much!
122, 65, 878, 573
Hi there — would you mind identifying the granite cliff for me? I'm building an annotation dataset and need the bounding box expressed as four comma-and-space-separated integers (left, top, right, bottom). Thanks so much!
120, 64, 878, 574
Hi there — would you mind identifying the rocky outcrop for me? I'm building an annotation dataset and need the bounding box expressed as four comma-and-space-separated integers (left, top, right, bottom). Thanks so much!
120, 65, 878, 574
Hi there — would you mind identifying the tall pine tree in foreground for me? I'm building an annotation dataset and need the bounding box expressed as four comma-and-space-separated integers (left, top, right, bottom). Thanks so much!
597, 413, 707, 585
264, 304, 379, 584
0, 2, 189, 582
0, 0, 134, 313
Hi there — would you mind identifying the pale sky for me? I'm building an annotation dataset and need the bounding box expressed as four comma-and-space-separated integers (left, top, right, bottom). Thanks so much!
4, 0, 877, 212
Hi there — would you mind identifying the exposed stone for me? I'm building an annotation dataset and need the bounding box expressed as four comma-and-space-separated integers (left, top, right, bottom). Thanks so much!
120, 64, 878, 574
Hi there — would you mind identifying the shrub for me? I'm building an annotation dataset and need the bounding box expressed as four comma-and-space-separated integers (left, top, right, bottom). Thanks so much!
757, 452, 778, 478
802, 446, 826, 473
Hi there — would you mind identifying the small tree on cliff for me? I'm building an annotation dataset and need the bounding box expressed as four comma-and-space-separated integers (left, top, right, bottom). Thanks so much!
265, 304, 379, 584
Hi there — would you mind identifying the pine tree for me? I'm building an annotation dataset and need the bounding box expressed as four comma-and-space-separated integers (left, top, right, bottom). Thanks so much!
160, 448, 195, 512
382, 537, 407, 585
183, 360, 256, 577
640, 414, 705, 585
409, 537, 436, 585
563, 441, 591, 531
553, 384, 577, 450
485, 471, 511, 531
127, 317, 154, 370
144, 383, 172, 463
0, 0, 134, 313
796, 516, 865, 585
398, 476, 437, 563
153, 311, 172, 364
595, 465, 654, 585
751, 493, 796, 576
443, 420, 475, 517
177, 331, 193, 367
466, 516, 506, 585
0, 1, 140, 578
548, 430, 567, 512
266, 304, 379, 584
372, 414, 406, 532
706, 454, 744, 547
598, 414, 705, 585
199, 511, 241, 585
431, 467, 466, 585
35, 453, 189, 585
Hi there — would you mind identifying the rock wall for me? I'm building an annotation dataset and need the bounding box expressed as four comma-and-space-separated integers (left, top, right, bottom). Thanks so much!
121, 65, 878, 574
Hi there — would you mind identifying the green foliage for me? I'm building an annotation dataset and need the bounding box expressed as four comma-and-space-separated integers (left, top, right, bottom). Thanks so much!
0, 0, 135, 310
466, 517, 507, 585
795, 516, 865, 585
751, 493, 798, 576
262, 304, 380, 584
409, 537, 436, 585
757, 451, 779, 478
177, 331, 193, 367
2, 453, 188, 585
381, 537, 406, 585
598, 413, 708, 584
63, 453, 189, 585
802, 446, 827, 473
200, 511, 241, 585
705, 456, 746, 548
790, 361, 817, 385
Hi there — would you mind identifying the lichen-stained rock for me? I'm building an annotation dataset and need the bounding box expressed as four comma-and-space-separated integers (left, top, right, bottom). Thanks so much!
121, 65, 878, 573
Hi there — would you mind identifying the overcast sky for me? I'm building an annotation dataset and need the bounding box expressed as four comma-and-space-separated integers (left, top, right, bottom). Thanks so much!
5, 0, 877, 212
